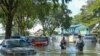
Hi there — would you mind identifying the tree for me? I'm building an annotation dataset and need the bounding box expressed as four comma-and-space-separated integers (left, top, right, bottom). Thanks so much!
0, 0, 72, 38
73, 0, 100, 29
13, 0, 36, 36
0, 0, 18, 39
0, 8, 6, 28
34, 0, 72, 36
0, 0, 37, 37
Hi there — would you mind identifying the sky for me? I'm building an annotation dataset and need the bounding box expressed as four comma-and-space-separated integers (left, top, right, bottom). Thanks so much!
68, 0, 87, 16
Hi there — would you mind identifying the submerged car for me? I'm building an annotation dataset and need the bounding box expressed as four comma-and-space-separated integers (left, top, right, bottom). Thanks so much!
32, 37, 49, 46
0, 39, 36, 56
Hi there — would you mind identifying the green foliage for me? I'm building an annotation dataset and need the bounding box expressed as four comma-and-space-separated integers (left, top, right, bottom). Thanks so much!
87, 0, 100, 14
35, 0, 72, 36
0, 0, 19, 38
0, 8, 6, 28
0, 0, 72, 37
73, 0, 100, 30
62, 16, 72, 29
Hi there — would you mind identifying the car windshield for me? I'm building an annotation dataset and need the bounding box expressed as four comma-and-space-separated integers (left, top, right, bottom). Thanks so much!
6, 39, 28, 48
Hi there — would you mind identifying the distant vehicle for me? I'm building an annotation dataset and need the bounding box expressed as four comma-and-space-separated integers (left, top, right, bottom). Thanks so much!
0, 39, 36, 56
68, 35, 76, 43
32, 37, 49, 46
84, 34, 97, 43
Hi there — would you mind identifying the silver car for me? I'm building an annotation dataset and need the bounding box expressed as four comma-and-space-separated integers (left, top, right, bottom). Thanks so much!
0, 39, 36, 56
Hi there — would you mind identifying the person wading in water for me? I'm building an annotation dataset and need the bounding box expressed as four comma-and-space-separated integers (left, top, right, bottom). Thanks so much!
60, 37, 67, 49
76, 35, 84, 52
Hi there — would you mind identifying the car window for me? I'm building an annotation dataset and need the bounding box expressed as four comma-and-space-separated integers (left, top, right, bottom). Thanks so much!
6, 39, 28, 48
35, 38, 47, 42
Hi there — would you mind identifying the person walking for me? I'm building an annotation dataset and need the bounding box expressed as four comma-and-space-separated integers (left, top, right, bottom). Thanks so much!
76, 35, 84, 52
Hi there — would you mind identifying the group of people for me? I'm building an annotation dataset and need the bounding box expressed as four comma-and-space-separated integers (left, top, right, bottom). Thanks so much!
60, 35, 84, 52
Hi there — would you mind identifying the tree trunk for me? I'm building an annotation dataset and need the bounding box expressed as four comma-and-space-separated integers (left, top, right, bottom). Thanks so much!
5, 13, 13, 39
1, 0, 18, 39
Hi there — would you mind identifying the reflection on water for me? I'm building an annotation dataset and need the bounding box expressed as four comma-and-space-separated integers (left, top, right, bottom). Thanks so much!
77, 53, 97, 56
60, 51, 67, 56
84, 41, 96, 49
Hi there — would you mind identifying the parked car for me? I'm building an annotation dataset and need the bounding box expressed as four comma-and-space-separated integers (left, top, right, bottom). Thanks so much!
32, 37, 49, 46
0, 39, 36, 56
84, 34, 97, 43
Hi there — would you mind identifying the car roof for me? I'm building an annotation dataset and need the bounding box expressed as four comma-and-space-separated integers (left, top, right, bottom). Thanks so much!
12, 36, 27, 38
4, 39, 24, 41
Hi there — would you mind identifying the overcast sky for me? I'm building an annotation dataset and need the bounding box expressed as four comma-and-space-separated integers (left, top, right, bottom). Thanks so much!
68, 0, 87, 16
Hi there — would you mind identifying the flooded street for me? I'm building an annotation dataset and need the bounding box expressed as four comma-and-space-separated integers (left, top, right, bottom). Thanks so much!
0, 0, 100, 56
33, 35, 100, 56
0, 35, 100, 56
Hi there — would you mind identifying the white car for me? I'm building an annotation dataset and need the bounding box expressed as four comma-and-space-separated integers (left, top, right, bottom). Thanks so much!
0, 39, 36, 56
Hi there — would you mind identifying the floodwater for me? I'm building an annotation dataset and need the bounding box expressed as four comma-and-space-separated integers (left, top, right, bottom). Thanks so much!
33, 35, 100, 56
0, 35, 100, 56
